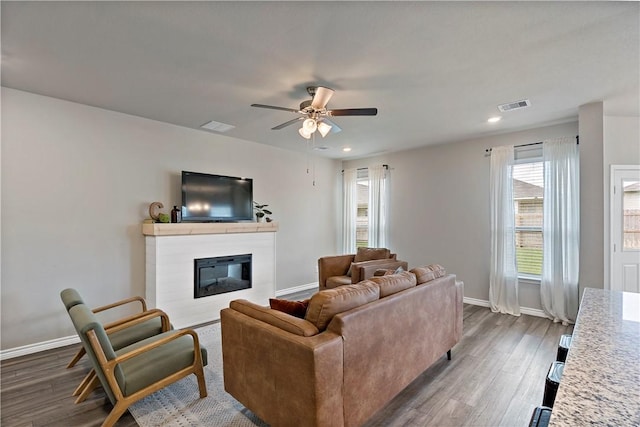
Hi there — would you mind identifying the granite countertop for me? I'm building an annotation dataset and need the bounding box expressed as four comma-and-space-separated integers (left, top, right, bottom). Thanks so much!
549, 288, 640, 426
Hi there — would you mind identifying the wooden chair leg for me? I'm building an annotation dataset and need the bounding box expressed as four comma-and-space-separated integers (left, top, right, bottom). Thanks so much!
73, 370, 96, 396
67, 346, 86, 368
102, 401, 130, 427
195, 366, 208, 398
75, 374, 101, 404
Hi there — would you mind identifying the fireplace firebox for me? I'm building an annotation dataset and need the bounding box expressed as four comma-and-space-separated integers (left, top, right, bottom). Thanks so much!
194, 254, 252, 298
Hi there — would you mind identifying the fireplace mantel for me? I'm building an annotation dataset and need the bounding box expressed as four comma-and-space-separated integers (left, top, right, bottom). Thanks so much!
142, 221, 278, 236
143, 221, 277, 328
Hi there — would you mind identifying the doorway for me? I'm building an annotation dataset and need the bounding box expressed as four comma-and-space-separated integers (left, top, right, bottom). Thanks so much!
610, 165, 640, 293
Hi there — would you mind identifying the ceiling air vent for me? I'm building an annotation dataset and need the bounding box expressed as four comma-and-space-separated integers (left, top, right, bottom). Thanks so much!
497, 99, 531, 112
200, 120, 235, 133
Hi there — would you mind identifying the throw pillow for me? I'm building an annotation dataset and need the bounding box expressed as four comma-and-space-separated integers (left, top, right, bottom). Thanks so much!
373, 268, 395, 276
354, 247, 391, 263
269, 298, 310, 319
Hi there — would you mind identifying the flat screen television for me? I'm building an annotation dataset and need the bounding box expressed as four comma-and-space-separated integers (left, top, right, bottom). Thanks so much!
181, 171, 253, 222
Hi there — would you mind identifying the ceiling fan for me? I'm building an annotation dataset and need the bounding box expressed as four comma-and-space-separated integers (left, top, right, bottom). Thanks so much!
251, 86, 377, 139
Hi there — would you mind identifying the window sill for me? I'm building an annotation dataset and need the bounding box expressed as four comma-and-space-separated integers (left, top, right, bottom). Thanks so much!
518, 275, 541, 285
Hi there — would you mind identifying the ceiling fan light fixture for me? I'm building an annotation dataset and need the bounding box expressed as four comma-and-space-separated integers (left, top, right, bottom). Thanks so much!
298, 127, 312, 139
317, 121, 332, 137
303, 118, 317, 133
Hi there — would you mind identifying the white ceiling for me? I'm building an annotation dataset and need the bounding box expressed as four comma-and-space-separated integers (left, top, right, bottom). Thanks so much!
2, 1, 638, 159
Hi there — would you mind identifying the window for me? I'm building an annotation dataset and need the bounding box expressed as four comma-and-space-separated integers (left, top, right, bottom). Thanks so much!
513, 152, 543, 280
343, 165, 388, 253
356, 169, 369, 247
623, 179, 640, 250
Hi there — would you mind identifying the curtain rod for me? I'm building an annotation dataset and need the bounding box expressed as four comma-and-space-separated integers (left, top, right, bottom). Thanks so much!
485, 135, 579, 154
342, 164, 388, 173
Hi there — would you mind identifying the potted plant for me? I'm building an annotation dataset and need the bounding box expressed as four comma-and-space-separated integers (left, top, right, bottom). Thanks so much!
253, 201, 273, 222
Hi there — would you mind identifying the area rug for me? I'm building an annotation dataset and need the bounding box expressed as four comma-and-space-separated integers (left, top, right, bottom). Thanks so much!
128, 322, 268, 427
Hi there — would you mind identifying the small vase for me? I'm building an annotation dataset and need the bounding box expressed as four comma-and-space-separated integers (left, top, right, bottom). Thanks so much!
256, 215, 263, 222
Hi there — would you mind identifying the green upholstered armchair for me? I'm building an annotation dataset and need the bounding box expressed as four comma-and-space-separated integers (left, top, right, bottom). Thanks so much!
60, 288, 171, 369
67, 302, 208, 427
60, 288, 173, 403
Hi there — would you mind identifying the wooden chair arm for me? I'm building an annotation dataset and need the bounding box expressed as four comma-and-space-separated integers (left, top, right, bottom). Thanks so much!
92, 296, 147, 314
104, 309, 171, 335
111, 329, 201, 365
86, 328, 203, 404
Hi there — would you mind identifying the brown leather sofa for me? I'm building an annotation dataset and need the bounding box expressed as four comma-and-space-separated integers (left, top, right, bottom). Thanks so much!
318, 248, 408, 290
220, 267, 464, 427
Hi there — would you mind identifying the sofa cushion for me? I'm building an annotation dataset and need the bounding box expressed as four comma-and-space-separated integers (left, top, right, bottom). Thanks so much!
230, 300, 319, 336
354, 247, 391, 263
305, 282, 380, 331
326, 275, 352, 289
368, 270, 417, 297
410, 264, 446, 284
269, 298, 309, 319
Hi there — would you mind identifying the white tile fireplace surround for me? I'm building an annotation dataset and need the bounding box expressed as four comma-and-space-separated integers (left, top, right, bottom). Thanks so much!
143, 222, 278, 328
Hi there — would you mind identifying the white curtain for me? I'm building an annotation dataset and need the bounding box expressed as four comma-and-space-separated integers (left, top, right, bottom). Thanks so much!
489, 145, 520, 316
541, 137, 580, 325
368, 165, 389, 248
342, 168, 358, 254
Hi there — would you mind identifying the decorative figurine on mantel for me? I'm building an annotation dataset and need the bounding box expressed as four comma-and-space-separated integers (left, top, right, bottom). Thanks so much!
148, 201, 170, 223
253, 201, 273, 223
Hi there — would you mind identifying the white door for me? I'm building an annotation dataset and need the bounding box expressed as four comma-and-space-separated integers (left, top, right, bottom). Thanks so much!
611, 165, 640, 293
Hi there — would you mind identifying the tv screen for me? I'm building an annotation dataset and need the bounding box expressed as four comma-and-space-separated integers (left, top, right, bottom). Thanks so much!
181, 171, 253, 222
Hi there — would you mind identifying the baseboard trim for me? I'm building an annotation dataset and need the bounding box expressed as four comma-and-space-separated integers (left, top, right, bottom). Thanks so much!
2, 288, 547, 361
1, 335, 80, 361
275, 282, 319, 297
463, 297, 548, 319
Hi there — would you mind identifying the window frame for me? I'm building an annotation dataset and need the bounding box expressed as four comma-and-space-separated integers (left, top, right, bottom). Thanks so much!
356, 169, 369, 248
513, 147, 543, 283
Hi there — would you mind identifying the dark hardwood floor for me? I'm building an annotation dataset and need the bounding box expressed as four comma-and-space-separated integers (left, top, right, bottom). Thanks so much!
1, 304, 572, 426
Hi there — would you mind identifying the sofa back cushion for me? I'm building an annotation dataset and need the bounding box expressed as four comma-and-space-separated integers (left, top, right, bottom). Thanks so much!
354, 247, 391, 262
368, 271, 417, 297
305, 282, 380, 331
410, 264, 446, 284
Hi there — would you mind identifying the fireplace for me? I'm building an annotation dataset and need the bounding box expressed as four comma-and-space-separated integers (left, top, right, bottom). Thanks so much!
145, 222, 277, 328
194, 254, 252, 298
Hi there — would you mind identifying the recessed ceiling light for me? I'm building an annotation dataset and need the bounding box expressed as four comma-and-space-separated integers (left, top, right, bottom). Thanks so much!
200, 120, 235, 133
488, 116, 502, 123
342, 147, 352, 152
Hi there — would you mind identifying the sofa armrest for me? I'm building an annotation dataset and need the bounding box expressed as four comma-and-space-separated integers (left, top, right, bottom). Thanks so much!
229, 299, 319, 336
221, 307, 344, 427
351, 259, 409, 283
318, 254, 355, 290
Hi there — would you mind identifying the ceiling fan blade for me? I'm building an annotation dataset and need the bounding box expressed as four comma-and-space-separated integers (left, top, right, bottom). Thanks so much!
272, 117, 303, 130
328, 108, 378, 117
311, 86, 335, 109
320, 118, 342, 133
251, 103, 300, 113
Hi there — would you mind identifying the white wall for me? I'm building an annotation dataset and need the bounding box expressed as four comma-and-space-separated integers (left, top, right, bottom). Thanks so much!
1, 88, 340, 350
578, 102, 605, 298
343, 122, 580, 312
